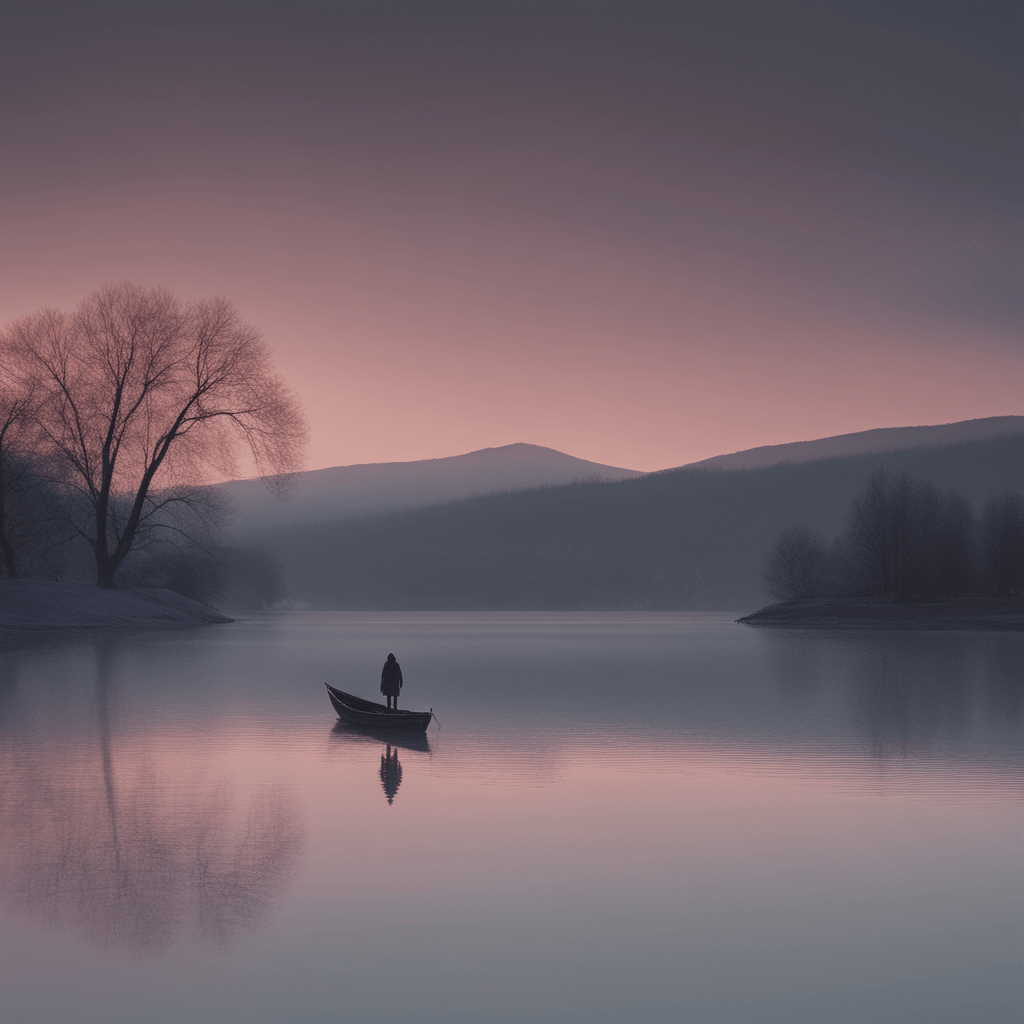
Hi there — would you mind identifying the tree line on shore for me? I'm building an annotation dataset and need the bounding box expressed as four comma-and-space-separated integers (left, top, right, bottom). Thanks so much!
762, 467, 1024, 603
0, 283, 304, 607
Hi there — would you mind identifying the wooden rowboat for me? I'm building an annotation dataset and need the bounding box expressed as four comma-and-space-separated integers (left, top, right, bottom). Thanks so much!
325, 683, 433, 731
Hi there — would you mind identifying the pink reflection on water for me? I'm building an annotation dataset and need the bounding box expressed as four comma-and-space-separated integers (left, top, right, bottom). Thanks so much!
0, 731, 308, 955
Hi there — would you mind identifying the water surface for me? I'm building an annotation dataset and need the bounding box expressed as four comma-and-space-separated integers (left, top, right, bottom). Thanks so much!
1, 613, 1021, 1023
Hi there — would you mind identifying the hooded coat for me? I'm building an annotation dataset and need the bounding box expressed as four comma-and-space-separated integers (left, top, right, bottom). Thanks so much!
380, 655, 403, 697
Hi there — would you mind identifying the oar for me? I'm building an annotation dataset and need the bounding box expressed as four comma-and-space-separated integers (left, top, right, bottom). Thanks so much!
430, 709, 441, 728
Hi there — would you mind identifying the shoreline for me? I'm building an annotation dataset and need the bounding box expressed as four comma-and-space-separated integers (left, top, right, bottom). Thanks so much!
0, 579, 232, 637
737, 596, 1024, 632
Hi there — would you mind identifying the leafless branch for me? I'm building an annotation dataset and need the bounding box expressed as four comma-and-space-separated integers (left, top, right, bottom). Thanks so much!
1, 283, 308, 586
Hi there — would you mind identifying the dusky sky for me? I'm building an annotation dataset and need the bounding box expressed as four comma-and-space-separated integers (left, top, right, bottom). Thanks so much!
2, 1, 1020, 473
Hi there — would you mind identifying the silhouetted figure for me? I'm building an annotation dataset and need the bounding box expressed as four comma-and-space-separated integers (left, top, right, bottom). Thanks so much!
380, 653, 403, 711
379, 744, 403, 805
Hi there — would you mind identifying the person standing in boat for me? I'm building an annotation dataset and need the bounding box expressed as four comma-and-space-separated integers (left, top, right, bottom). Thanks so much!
380, 653, 403, 711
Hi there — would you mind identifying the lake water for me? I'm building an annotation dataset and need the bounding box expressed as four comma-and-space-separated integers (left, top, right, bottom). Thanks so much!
1, 613, 1021, 1024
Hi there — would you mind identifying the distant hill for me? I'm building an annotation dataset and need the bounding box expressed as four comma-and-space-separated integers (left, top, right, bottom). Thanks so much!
682, 416, 1024, 472
259, 433, 1024, 612
220, 417, 1023, 535
218, 443, 643, 534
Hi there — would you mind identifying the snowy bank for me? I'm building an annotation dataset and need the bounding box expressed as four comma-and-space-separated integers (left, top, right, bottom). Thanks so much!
0, 580, 232, 634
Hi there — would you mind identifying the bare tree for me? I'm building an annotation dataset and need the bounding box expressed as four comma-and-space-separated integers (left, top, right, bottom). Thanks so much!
761, 525, 827, 601
0, 352, 34, 577
2, 283, 307, 587
0, 346, 72, 578
901, 483, 975, 599
980, 493, 1024, 598
845, 466, 919, 597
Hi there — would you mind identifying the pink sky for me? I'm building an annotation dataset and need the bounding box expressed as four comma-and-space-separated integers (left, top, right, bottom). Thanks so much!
2, 4, 1020, 473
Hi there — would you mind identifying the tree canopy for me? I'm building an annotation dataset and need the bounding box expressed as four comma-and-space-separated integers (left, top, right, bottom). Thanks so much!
1, 283, 307, 586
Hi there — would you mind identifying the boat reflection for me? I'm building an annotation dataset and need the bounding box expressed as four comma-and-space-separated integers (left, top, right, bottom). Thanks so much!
329, 720, 431, 805
330, 719, 432, 753
0, 641, 308, 954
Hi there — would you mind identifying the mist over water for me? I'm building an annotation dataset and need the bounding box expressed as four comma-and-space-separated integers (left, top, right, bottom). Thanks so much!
1, 614, 1021, 1023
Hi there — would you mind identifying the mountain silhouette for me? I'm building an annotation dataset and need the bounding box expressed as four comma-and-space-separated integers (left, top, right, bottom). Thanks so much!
682, 416, 1023, 473
220, 418, 1022, 537
218, 443, 642, 534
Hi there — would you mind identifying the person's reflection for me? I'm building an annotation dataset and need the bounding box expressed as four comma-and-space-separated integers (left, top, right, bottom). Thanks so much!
329, 722, 428, 805
379, 744, 403, 805
0, 638, 308, 953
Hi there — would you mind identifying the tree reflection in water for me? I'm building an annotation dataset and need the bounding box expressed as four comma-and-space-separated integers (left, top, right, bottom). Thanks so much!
0, 645, 308, 954
765, 631, 1024, 756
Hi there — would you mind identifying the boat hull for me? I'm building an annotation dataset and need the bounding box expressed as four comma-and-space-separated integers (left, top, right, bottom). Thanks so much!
325, 683, 432, 731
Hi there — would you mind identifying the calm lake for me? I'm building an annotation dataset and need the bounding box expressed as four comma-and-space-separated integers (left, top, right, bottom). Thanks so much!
1, 613, 1021, 1024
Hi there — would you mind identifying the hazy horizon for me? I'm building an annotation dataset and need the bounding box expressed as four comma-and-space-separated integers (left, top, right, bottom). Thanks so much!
217, 414, 1024, 481
250, 433, 1024, 612
2, 3, 1020, 473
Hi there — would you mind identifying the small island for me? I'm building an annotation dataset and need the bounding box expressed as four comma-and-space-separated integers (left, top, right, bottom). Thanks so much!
744, 466, 1023, 632
738, 595, 1024, 631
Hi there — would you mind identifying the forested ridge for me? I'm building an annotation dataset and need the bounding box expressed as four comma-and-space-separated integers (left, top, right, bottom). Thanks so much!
262, 434, 1024, 610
